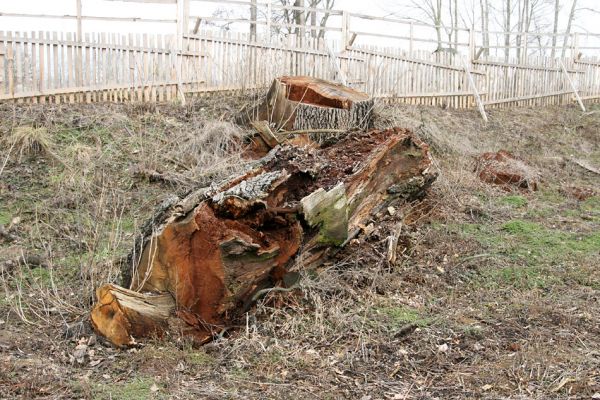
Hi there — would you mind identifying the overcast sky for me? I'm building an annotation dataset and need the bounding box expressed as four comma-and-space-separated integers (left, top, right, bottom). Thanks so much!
1, 0, 599, 53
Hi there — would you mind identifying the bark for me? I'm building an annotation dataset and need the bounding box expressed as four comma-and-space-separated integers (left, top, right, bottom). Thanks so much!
250, 0, 257, 40
435, 0, 443, 51
505, 0, 512, 62
259, 76, 373, 133
294, 0, 304, 37
310, 0, 317, 38
90, 128, 436, 347
453, 0, 458, 50
551, 0, 560, 58
480, 0, 489, 56
561, 0, 577, 58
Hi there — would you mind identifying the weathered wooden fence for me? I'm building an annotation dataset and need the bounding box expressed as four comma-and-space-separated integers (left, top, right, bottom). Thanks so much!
1, 0, 600, 112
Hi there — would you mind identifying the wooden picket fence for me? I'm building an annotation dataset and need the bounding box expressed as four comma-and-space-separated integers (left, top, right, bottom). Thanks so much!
1, 0, 600, 112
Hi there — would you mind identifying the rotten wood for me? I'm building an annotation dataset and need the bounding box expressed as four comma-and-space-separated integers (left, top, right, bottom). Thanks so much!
90, 127, 436, 348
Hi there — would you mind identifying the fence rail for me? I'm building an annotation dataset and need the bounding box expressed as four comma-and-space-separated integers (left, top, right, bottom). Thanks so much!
1, 0, 600, 113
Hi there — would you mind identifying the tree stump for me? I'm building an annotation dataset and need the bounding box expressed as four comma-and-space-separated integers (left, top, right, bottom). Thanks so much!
90, 128, 436, 347
259, 76, 374, 132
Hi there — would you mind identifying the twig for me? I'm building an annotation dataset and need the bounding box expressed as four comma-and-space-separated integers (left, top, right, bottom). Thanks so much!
0, 140, 16, 179
278, 128, 347, 136
569, 157, 600, 175
386, 222, 403, 263
251, 282, 301, 302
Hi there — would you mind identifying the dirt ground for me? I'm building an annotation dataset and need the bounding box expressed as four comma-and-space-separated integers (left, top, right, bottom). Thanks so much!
0, 97, 599, 399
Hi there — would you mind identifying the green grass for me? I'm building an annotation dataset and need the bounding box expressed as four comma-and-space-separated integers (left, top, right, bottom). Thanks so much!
441, 213, 600, 290
500, 220, 600, 260
500, 195, 528, 208
479, 265, 562, 289
186, 350, 214, 366
93, 377, 163, 400
375, 305, 430, 330
580, 196, 600, 222
54, 127, 85, 146
0, 209, 11, 225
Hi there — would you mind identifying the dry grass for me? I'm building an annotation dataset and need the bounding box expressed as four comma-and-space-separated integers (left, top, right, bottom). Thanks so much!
163, 120, 248, 186
4, 126, 53, 159
1, 99, 599, 399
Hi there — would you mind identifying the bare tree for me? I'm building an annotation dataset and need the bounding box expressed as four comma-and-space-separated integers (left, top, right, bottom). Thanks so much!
480, 0, 490, 56
404, 0, 445, 49
453, 0, 458, 49
269, 0, 334, 39
294, 0, 305, 37
551, 0, 560, 58
250, 0, 257, 40
561, 0, 577, 57
504, 0, 512, 61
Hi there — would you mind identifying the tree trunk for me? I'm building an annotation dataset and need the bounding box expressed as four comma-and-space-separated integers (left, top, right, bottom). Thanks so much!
90, 128, 436, 347
435, 0, 443, 50
250, 0, 257, 40
561, 0, 577, 58
505, 0, 512, 62
551, 0, 560, 58
258, 76, 374, 133
453, 0, 458, 50
480, 0, 489, 56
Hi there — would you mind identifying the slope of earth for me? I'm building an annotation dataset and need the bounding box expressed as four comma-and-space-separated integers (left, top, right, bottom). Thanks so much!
0, 98, 599, 400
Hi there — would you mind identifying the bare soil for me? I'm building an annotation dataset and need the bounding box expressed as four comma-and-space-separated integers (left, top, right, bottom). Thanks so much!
1, 98, 599, 399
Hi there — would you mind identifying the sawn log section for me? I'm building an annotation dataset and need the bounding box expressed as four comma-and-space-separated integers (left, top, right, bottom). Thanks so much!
90, 128, 436, 347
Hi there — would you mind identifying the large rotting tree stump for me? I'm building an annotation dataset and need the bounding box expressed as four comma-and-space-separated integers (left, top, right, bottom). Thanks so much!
90, 128, 436, 347
259, 76, 374, 131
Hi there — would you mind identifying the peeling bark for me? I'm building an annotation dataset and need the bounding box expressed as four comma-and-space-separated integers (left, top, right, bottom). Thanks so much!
90, 128, 436, 347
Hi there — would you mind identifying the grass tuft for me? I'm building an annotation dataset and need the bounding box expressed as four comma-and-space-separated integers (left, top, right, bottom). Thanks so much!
5, 126, 53, 160
500, 195, 528, 208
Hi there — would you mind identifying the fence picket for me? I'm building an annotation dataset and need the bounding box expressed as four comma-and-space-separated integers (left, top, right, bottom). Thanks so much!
0, 22, 599, 111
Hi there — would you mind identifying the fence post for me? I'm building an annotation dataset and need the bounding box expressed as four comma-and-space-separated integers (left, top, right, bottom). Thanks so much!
7, 33, 14, 98
175, 0, 189, 104
561, 59, 585, 111
75, 0, 83, 89
0, 38, 5, 97
250, 0, 257, 40
341, 10, 349, 50
460, 55, 488, 122
266, 0, 272, 42
468, 26, 474, 61
523, 32, 528, 63
409, 22, 413, 55
76, 0, 82, 41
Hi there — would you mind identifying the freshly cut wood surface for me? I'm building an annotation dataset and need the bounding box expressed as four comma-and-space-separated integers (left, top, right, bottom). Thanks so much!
279, 76, 370, 109
259, 76, 374, 132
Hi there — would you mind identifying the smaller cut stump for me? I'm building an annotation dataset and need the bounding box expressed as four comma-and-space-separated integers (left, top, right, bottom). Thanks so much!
259, 76, 374, 132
